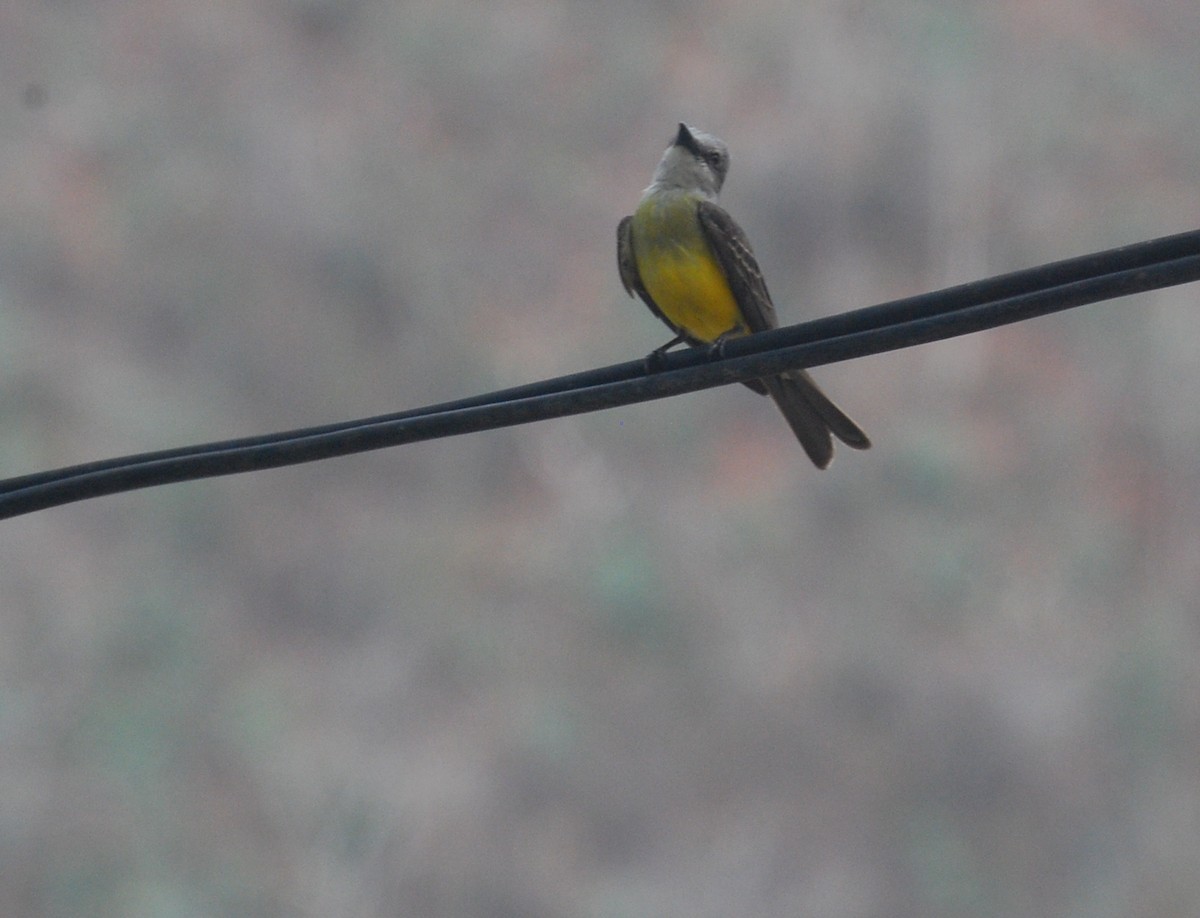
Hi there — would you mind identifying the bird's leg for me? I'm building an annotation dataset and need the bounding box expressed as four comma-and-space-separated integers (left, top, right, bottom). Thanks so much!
705, 331, 737, 361
643, 334, 685, 373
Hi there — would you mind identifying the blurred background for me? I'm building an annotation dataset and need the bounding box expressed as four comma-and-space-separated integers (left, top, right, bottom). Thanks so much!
2, 1, 1200, 916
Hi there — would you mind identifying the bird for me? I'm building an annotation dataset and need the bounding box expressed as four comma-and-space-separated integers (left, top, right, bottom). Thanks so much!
617, 123, 869, 468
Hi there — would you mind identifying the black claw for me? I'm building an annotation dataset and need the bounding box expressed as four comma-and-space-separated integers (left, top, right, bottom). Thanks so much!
643, 335, 684, 373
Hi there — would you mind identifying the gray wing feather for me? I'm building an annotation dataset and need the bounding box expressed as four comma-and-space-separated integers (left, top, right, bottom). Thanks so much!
696, 201, 779, 333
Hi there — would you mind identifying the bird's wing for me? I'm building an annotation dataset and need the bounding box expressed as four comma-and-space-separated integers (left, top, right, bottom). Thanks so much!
616, 215, 642, 298
696, 200, 779, 333
617, 215, 675, 333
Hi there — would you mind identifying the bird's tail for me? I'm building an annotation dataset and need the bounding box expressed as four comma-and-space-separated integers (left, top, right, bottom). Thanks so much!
762, 370, 871, 469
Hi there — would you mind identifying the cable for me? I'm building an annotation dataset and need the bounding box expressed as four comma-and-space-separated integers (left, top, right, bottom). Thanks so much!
2, 227, 1199, 519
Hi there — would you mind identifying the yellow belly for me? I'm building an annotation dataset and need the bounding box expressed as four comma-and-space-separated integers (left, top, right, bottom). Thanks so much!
634, 198, 747, 344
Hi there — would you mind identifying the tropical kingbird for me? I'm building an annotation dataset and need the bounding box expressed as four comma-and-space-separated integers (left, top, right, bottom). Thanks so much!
618, 123, 870, 468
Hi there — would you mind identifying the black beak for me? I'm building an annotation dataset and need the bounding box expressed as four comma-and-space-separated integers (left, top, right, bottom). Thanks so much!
674, 122, 700, 155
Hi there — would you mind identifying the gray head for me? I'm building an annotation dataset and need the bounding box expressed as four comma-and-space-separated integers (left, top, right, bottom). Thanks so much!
648, 123, 730, 198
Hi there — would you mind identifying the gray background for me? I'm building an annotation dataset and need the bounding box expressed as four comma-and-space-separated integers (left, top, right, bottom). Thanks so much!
3, 2, 1200, 916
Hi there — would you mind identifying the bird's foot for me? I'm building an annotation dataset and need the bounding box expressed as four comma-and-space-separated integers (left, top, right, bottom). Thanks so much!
643, 335, 684, 374
705, 335, 733, 361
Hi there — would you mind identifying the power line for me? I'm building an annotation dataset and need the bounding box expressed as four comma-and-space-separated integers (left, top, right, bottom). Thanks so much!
2, 227, 1199, 520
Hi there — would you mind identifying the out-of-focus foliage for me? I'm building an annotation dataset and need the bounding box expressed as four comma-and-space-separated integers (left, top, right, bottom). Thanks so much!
2, 1, 1200, 916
